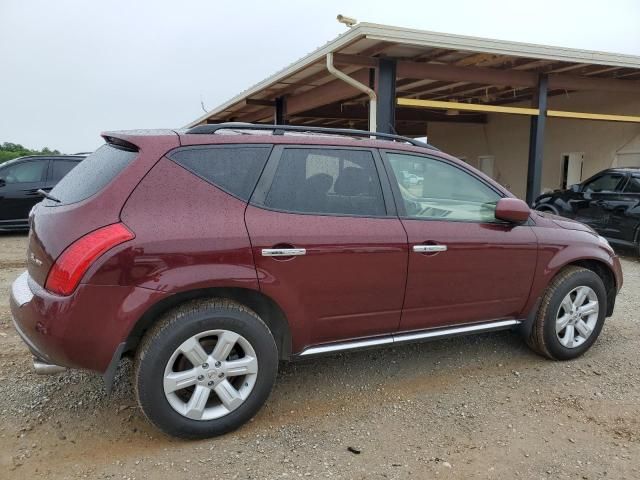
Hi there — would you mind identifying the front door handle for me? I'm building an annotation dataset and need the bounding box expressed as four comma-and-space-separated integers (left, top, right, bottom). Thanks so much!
413, 244, 448, 253
262, 248, 306, 257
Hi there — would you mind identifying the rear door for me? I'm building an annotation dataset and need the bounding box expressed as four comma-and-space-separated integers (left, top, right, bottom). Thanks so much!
609, 174, 640, 245
382, 151, 538, 331
0, 158, 49, 222
245, 146, 407, 351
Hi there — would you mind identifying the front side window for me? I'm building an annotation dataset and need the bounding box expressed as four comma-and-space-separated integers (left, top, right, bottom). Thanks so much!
0, 160, 47, 184
263, 148, 385, 217
582, 173, 625, 193
387, 153, 501, 222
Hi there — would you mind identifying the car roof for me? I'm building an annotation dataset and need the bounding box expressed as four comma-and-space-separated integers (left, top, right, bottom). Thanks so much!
0, 154, 85, 168
607, 166, 640, 173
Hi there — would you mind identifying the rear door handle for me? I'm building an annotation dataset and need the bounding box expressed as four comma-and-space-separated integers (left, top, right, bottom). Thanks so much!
262, 248, 306, 257
413, 244, 447, 253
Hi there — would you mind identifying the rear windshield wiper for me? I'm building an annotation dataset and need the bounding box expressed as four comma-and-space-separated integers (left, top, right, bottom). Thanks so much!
37, 189, 61, 203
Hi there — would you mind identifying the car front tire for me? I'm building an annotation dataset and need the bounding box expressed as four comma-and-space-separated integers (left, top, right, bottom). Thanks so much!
134, 298, 278, 439
526, 266, 607, 360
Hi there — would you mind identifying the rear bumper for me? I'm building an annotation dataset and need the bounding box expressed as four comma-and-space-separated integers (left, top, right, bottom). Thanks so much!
10, 271, 166, 373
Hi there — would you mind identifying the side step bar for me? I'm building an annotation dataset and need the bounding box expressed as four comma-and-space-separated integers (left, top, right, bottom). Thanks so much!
298, 319, 521, 357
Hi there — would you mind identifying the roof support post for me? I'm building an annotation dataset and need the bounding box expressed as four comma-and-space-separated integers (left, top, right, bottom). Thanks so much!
526, 74, 548, 205
375, 58, 397, 134
275, 96, 287, 125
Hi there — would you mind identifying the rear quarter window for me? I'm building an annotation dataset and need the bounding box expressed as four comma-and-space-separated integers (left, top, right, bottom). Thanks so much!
168, 145, 271, 201
49, 145, 137, 204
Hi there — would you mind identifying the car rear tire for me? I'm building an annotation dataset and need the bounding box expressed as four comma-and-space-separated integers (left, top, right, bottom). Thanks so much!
526, 266, 606, 360
134, 298, 278, 439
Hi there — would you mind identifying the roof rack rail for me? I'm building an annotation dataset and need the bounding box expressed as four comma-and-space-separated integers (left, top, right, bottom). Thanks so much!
185, 122, 438, 150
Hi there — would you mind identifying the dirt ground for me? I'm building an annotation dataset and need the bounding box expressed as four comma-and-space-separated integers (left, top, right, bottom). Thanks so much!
0, 233, 639, 480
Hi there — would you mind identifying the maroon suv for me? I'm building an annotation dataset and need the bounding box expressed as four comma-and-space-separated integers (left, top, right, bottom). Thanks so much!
10, 124, 623, 438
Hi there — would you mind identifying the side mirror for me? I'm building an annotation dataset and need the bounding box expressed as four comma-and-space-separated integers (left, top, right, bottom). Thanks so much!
569, 184, 581, 193
495, 198, 531, 223
0, 178, 5, 188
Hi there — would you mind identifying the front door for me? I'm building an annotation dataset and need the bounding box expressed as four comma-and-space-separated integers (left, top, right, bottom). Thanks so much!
383, 151, 538, 331
245, 146, 408, 351
577, 171, 628, 233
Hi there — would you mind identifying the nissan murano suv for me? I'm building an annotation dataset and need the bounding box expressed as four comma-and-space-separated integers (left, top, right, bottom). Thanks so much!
10, 124, 623, 438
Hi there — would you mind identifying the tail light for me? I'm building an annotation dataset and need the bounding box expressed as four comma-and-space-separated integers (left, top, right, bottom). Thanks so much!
45, 223, 134, 296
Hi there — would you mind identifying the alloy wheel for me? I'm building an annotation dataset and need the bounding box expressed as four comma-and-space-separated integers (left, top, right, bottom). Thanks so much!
555, 286, 599, 349
163, 330, 258, 420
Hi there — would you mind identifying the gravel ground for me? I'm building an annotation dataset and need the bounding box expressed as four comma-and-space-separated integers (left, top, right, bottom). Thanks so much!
0, 232, 639, 479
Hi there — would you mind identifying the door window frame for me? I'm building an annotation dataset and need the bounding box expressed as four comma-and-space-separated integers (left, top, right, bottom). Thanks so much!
379, 149, 509, 224
250, 144, 397, 218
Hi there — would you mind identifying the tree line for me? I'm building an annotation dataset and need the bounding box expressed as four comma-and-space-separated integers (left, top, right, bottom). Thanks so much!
0, 142, 62, 164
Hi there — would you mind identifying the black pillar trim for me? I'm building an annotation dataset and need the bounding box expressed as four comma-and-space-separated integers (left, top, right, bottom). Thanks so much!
526, 74, 548, 205
275, 96, 287, 125
375, 58, 397, 134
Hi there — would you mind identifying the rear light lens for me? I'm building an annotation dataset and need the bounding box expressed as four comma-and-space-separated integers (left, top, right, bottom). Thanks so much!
45, 223, 134, 296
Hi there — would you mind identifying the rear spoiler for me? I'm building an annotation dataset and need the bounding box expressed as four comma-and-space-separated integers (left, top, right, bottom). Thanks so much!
102, 135, 139, 152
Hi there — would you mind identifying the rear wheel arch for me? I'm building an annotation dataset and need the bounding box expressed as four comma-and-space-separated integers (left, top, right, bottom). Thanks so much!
124, 287, 292, 361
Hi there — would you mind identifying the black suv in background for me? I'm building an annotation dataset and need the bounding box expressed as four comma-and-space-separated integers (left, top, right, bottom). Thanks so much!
0, 155, 85, 231
534, 167, 640, 254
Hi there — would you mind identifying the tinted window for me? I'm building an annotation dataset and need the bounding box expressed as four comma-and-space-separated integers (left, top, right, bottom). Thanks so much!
0, 160, 47, 184
49, 145, 136, 204
624, 176, 640, 193
50, 160, 80, 182
170, 146, 271, 201
583, 173, 625, 192
387, 153, 501, 222
264, 148, 385, 216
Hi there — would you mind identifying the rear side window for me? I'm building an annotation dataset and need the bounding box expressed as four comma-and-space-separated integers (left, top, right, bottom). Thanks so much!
263, 148, 386, 217
49, 160, 80, 182
49, 145, 136, 204
624, 176, 640, 193
169, 145, 271, 201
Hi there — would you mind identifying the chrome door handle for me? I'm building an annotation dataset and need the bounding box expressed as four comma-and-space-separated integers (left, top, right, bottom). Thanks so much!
413, 244, 447, 253
261, 248, 306, 257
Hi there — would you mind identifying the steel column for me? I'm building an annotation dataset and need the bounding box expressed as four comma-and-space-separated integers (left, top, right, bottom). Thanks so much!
526, 74, 548, 205
375, 58, 397, 133
275, 96, 287, 125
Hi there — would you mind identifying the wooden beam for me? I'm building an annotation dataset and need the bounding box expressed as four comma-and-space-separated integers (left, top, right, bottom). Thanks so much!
293, 104, 487, 123
547, 110, 640, 123
239, 69, 371, 122
246, 99, 276, 107
332, 53, 377, 67
548, 72, 640, 93
333, 54, 640, 93
398, 98, 540, 116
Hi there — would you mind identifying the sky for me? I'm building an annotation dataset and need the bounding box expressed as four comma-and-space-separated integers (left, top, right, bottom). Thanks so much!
1, 0, 639, 153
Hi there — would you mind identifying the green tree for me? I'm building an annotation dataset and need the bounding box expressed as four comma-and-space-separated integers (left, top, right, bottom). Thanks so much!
0, 142, 63, 164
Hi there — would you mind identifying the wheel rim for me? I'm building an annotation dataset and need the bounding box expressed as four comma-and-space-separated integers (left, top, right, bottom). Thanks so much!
555, 286, 599, 349
163, 330, 258, 421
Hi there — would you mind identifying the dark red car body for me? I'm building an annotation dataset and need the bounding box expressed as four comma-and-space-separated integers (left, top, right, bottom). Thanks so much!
10, 129, 623, 387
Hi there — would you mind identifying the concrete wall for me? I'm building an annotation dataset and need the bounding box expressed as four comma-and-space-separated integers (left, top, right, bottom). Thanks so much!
427, 91, 640, 199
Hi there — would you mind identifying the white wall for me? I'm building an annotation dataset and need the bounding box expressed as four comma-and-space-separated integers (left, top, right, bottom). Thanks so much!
427, 91, 640, 199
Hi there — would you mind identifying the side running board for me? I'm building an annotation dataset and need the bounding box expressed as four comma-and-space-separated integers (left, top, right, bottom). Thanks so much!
297, 319, 521, 357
